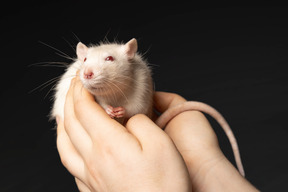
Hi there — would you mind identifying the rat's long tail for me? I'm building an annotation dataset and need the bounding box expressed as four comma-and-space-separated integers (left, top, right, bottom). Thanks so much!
155, 101, 245, 177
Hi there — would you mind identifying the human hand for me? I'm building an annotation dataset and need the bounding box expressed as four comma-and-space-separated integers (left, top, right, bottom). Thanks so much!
154, 92, 259, 192
56, 78, 191, 192
154, 92, 221, 189
154, 92, 220, 169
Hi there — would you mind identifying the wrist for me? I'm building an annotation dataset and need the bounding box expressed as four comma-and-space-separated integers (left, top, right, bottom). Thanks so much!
185, 146, 225, 192
187, 151, 259, 192
164, 110, 258, 192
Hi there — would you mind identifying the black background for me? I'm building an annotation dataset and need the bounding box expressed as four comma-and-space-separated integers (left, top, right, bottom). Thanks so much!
1, 4, 288, 191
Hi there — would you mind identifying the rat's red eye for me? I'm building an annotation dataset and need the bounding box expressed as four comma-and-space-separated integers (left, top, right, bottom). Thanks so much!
105, 56, 114, 61
84, 57, 87, 62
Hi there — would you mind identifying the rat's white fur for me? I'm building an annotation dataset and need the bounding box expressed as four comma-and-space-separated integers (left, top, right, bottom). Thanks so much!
51, 39, 153, 120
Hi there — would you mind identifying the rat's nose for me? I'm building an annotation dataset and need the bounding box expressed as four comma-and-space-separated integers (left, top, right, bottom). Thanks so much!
84, 69, 94, 79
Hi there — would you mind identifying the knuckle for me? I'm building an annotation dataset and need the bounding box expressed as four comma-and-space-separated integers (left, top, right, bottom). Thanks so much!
59, 156, 69, 168
169, 92, 180, 98
132, 113, 147, 120
126, 114, 147, 126
170, 93, 186, 102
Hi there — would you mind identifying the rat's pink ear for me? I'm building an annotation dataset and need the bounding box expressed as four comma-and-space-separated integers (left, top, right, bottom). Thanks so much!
124, 38, 138, 59
76, 42, 88, 61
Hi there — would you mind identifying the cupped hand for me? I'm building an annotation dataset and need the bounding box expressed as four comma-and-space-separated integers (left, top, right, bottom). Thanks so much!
56, 78, 191, 192
154, 92, 259, 192
154, 92, 222, 180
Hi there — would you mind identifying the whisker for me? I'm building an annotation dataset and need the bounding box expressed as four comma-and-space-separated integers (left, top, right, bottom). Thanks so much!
55, 52, 75, 61
29, 73, 78, 94
109, 72, 133, 80
72, 32, 81, 42
106, 81, 119, 105
39, 41, 72, 60
70, 64, 81, 70
100, 80, 115, 104
129, 61, 159, 69
28, 61, 69, 68
112, 80, 132, 89
147, 63, 160, 68
62, 37, 76, 52
141, 44, 152, 57
109, 81, 120, 105
114, 31, 120, 42
103, 28, 111, 43
34, 37, 81, 99
110, 74, 139, 86
102, 79, 129, 104
29, 76, 61, 94
62, 74, 79, 80
44, 83, 57, 99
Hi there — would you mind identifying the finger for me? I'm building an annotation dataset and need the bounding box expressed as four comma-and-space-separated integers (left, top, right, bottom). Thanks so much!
154, 91, 187, 113
56, 116, 86, 181
126, 114, 170, 151
64, 79, 93, 156
71, 76, 128, 141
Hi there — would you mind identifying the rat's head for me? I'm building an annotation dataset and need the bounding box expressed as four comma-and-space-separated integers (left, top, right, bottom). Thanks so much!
76, 38, 138, 96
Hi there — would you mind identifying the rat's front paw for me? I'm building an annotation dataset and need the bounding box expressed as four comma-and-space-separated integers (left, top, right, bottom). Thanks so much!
105, 106, 125, 119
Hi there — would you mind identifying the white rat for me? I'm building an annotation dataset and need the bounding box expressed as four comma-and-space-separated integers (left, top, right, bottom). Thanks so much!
52, 38, 154, 123
51, 38, 245, 177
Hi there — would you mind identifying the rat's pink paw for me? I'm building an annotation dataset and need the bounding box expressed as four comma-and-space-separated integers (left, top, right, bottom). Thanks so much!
105, 106, 125, 119
106, 106, 116, 118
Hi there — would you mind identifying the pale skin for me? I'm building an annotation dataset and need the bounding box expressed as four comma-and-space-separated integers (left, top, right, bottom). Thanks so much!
57, 77, 191, 192
155, 93, 259, 192
56, 77, 259, 192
